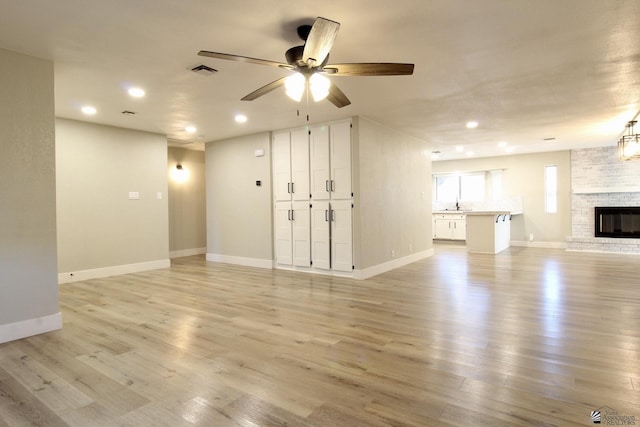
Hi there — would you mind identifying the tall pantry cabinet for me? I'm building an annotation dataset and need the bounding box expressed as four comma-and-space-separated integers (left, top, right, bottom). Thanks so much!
272, 119, 353, 274
272, 128, 310, 267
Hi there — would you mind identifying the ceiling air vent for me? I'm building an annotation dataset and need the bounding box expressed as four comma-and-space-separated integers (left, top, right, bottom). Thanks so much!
122, 110, 136, 115
190, 64, 218, 76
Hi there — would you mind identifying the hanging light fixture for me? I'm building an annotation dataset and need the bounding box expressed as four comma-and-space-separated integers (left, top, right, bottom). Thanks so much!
285, 72, 331, 103
617, 120, 640, 161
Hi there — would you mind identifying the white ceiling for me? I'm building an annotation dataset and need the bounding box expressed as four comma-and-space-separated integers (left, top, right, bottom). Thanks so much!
2, 0, 639, 160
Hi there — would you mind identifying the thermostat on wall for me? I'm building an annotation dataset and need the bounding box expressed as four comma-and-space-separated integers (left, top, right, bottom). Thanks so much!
254, 148, 265, 157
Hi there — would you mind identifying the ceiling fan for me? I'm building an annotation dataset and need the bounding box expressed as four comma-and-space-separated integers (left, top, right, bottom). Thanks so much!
198, 17, 414, 108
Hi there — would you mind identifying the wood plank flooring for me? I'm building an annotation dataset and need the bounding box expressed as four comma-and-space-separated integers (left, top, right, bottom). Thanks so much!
1, 244, 639, 426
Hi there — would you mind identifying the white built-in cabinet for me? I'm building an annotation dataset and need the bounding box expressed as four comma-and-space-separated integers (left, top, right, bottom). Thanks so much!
273, 128, 309, 201
273, 128, 311, 267
272, 120, 353, 274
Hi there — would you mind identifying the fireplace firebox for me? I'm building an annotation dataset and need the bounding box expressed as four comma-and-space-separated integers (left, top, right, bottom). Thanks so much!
595, 207, 640, 238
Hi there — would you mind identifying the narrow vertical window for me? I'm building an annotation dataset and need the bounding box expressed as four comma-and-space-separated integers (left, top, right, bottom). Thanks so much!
545, 165, 557, 213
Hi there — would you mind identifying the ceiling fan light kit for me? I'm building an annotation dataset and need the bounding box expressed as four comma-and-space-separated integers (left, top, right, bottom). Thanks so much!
198, 16, 414, 108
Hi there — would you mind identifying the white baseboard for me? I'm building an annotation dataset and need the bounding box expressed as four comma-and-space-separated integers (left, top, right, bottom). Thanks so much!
353, 249, 434, 280
511, 240, 566, 249
206, 253, 273, 269
170, 247, 207, 258
58, 259, 171, 284
0, 312, 62, 344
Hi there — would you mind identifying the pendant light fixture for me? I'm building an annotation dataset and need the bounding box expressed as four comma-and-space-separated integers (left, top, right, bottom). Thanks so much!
617, 120, 640, 161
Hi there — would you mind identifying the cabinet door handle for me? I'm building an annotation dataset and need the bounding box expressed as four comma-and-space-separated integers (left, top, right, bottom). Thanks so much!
287, 209, 291, 220
331, 180, 335, 192
325, 209, 329, 222
291, 182, 294, 194
287, 183, 291, 194
331, 209, 336, 222
291, 209, 295, 221
325, 180, 329, 192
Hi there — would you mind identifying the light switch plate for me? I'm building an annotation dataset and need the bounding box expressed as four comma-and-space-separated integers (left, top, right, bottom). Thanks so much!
128, 192, 140, 200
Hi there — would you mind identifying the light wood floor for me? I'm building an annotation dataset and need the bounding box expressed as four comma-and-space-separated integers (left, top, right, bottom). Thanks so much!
1, 244, 639, 426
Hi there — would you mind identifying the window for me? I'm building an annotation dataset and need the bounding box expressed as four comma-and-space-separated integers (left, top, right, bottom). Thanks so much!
460, 174, 485, 201
435, 175, 459, 202
434, 173, 485, 202
544, 165, 557, 213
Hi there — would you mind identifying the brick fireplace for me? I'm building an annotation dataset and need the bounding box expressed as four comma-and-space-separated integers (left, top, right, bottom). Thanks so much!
567, 146, 640, 254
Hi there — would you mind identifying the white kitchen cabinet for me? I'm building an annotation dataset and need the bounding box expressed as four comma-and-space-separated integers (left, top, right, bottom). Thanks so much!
310, 120, 352, 201
275, 201, 311, 267
433, 213, 466, 240
273, 128, 309, 202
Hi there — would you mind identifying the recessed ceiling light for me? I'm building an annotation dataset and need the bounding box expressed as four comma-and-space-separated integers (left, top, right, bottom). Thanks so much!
466, 151, 475, 156
234, 114, 247, 123
81, 106, 97, 115
466, 121, 479, 129
506, 147, 515, 153
185, 126, 197, 133
455, 146, 464, 152
498, 141, 508, 148
128, 87, 145, 98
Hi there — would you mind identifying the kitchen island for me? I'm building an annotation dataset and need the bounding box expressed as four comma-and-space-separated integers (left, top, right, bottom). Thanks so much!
464, 211, 512, 254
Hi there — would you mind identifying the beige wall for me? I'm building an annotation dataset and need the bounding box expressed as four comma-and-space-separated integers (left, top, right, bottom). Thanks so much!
353, 117, 433, 269
0, 49, 60, 339
56, 119, 169, 273
205, 132, 273, 262
433, 150, 571, 243
168, 147, 206, 255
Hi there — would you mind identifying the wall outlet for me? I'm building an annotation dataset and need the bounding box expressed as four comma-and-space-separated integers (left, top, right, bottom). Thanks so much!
391, 249, 395, 257
409, 244, 413, 253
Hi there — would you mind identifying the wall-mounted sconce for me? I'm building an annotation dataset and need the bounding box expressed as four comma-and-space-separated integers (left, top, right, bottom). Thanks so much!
171, 163, 189, 183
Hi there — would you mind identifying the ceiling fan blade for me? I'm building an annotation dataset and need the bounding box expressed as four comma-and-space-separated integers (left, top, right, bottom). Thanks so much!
241, 76, 288, 101
198, 50, 290, 69
302, 17, 340, 67
326, 82, 351, 108
323, 63, 414, 76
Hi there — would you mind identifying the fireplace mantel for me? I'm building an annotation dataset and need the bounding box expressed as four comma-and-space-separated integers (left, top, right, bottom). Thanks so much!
573, 186, 640, 194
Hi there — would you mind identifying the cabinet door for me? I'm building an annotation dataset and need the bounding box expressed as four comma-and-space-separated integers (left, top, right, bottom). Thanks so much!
452, 219, 466, 240
290, 128, 310, 201
311, 201, 330, 269
434, 219, 451, 239
292, 201, 311, 267
309, 125, 331, 200
272, 131, 292, 201
331, 200, 353, 272
275, 201, 293, 265
330, 121, 352, 200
